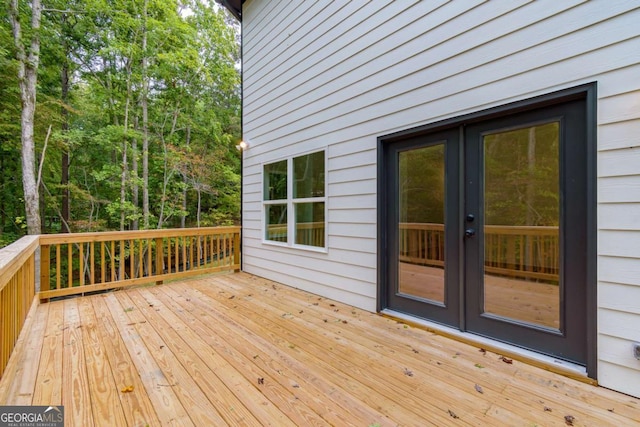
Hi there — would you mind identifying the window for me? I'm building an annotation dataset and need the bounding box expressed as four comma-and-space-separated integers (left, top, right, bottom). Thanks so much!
263, 150, 326, 248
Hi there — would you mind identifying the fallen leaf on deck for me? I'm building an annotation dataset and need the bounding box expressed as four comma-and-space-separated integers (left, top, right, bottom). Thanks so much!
447, 409, 459, 419
257, 378, 264, 385
474, 384, 483, 394
121, 385, 134, 393
228, 295, 235, 299
564, 415, 575, 426
474, 363, 484, 369
499, 356, 513, 364
479, 348, 486, 354
403, 368, 414, 377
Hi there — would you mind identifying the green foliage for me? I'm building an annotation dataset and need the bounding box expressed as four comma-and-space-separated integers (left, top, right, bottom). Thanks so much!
0, 0, 241, 243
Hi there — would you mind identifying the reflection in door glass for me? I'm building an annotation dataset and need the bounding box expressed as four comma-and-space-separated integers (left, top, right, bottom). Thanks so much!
483, 122, 560, 329
398, 144, 445, 303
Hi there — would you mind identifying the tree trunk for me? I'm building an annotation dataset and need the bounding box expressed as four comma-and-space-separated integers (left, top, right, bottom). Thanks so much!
61, 32, 70, 233
132, 115, 139, 230
141, 0, 150, 229
181, 125, 190, 228
120, 66, 132, 231
9, 0, 43, 235
196, 188, 201, 227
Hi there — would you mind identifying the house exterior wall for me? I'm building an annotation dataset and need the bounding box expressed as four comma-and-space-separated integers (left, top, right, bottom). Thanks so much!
240, 0, 640, 397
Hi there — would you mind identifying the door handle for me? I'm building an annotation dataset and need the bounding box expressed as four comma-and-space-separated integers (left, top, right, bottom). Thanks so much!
465, 228, 476, 237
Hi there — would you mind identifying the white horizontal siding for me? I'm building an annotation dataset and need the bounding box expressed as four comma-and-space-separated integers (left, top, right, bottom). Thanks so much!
598, 362, 640, 399
242, 0, 640, 397
598, 119, 640, 151
598, 282, 640, 314
598, 204, 640, 230
598, 177, 640, 203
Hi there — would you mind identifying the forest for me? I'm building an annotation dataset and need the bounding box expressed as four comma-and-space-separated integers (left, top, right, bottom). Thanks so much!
0, 0, 241, 248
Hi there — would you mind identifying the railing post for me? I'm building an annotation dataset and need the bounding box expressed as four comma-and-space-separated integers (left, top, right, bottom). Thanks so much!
233, 231, 240, 270
40, 244, 50, 295
155, 237, 164, 285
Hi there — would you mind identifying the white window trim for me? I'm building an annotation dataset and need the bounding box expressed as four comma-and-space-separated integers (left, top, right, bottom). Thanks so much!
262, 149, 327, 252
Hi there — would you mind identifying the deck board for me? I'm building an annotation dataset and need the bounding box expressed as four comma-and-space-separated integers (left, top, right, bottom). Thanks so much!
1, 272, 638, 426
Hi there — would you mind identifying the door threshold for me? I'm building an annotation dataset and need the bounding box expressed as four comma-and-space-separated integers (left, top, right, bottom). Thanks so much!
381, 309, 595, 385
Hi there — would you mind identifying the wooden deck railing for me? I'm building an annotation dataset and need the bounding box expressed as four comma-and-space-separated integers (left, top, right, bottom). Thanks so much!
39, 226, 240, 299
0, 236, 38, 378
0, 227, 240, 378
399, 222, 559, 282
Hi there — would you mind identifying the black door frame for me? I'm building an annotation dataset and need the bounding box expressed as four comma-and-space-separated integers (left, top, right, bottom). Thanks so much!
377, 83, 597, 378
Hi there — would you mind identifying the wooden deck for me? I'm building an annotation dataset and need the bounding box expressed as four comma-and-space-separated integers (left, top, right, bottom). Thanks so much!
1, 272, 638, 426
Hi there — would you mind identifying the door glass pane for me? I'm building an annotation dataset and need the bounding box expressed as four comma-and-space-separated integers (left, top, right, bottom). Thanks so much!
483, 122, 560, 329
398, 144, 445, 303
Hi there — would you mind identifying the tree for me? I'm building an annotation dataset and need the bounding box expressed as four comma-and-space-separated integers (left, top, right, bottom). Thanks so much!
1, 0, 241, 245
8, 0, 43, 234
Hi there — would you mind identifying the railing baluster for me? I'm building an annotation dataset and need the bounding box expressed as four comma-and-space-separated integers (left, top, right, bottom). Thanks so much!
56, 244, 61, 290
90, 241, 95, 285
100, 242, 106, 284
155, 237, 163, 285
79, 243, 85, 287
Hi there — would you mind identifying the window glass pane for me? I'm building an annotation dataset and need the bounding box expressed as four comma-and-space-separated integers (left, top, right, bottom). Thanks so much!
294, 151, 324, 198
265, 204, 287, 242
295, 202, 325, 247
264, 160, 287, 201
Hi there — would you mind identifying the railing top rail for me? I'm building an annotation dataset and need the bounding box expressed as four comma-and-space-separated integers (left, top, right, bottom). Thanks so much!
399, 222, 558, 234
0, 235, 39, 292
38, 226, 241, 245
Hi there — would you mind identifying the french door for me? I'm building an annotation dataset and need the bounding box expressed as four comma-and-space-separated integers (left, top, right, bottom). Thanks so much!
382, 92, 593, 367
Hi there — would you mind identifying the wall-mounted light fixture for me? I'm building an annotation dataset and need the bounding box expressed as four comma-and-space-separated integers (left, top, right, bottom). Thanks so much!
236, 140, 250, 151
